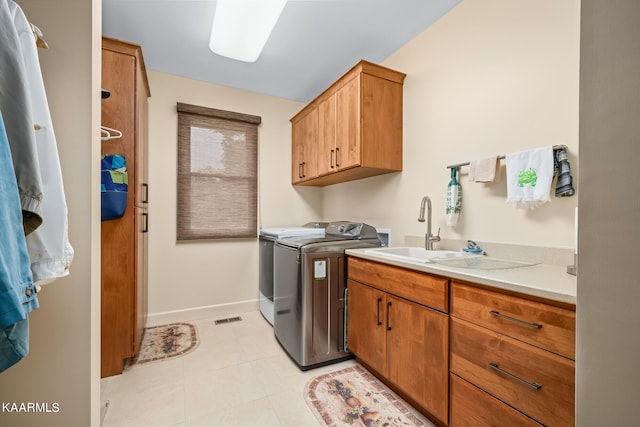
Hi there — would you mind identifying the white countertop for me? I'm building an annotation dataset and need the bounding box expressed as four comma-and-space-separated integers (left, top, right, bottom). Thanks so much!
345, 248, 577, 305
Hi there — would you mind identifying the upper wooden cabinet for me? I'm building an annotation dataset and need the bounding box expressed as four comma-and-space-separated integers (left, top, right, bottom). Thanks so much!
291, 60, 406, 186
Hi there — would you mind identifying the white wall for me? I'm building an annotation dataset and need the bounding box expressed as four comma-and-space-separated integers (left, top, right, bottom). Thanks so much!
577, 0, 640, 424
322, 0, 580, 249
145, 71, 318, 318
0, 1, 101, 426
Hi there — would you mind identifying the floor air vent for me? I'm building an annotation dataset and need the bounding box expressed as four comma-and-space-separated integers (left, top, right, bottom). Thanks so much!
214, 316, 242, 325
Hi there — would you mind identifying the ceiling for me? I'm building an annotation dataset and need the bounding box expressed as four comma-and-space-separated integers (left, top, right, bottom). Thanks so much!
103, 0, 462, 102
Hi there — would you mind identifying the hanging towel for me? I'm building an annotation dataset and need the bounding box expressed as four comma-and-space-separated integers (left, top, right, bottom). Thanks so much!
469, 156, 500, 183
506, 146, 554, 209
446, 167, 461, 226
553, 147, 575, 197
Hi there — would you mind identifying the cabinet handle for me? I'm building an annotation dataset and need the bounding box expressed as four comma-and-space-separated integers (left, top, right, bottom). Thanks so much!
326, 259, 331, 353
489, 362, 542, 390
386, 301, 392, 331
301, 162, 306, 178
330, 149, 335, 169
489, 310, 542, 329
298, 163, 302, 179
142, 183, 149, 203
142, 212, 148, 233
335, 147, 340, 167
376, 298, 382, 326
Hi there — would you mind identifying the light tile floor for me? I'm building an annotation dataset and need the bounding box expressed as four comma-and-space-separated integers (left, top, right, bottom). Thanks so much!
100, 310, 357, 427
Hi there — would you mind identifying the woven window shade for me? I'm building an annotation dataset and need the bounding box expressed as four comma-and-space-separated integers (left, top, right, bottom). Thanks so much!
177, 103, 261, 240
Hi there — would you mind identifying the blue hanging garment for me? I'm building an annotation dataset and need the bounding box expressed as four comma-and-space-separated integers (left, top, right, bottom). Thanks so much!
101, 154, 128, 221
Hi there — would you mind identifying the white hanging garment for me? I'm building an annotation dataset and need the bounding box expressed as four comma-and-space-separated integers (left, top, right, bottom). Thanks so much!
0, 0, 43, 234
9, 1, 74, 284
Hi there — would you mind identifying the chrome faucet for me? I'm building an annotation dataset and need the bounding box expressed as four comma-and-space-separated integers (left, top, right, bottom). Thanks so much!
418, 196, 440, 250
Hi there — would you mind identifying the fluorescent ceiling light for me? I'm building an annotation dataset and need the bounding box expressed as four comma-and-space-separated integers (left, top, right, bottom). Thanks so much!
209, 0, 288, 63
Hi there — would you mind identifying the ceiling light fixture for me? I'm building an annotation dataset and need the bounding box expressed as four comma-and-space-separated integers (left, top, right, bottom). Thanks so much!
209, 0, 288, 63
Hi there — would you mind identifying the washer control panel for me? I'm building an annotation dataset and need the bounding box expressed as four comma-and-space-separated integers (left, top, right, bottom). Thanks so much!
325, 221, 378, 239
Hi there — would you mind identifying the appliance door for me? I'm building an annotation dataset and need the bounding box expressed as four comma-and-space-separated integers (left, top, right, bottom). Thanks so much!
273, 243, 303, 363
258, 235, 275, 325
302, 252, 348, 366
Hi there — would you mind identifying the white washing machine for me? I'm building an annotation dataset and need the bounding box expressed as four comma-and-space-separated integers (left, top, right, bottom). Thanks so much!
258, 223, 326, 325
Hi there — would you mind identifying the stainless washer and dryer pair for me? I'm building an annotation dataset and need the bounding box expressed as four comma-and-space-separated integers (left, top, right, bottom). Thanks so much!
273, 221, 381, 370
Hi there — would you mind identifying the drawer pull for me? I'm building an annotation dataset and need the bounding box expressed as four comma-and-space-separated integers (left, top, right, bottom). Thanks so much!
386, 301, 392, 331
489, 310, 542, 329
376, 298, 382, 326
489, 362, 542, 390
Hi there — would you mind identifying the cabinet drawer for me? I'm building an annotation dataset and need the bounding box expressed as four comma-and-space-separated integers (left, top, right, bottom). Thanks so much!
348, 257, 448, 312
450, 318, 575, 427
450, 374, 543, 427
451, 282, 575, 359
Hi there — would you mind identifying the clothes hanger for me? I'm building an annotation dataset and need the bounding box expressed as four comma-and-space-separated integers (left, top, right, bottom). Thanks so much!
101, 126, 123, 141
30, 23, 48, 49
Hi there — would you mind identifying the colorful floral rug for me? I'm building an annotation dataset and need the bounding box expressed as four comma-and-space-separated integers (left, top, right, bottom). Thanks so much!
133, 323, 198, 364
305, 364, 435, 427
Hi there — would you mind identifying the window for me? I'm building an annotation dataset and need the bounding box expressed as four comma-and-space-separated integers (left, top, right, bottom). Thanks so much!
177, 102, 260, 240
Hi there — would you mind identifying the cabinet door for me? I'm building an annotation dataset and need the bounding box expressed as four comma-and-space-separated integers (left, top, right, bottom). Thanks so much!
134, 206, 148, 354
386, 295, 449, 424
335, 75, 361, 170
359, 73, 403, 170
347, 280, 387, 375
317, 94, 336, 176
133, 54, 149, 354
291, 109, 318, 183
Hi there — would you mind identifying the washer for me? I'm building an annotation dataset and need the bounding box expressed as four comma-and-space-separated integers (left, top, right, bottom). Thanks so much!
273, 221, 381, 370
259, 223, 326, 325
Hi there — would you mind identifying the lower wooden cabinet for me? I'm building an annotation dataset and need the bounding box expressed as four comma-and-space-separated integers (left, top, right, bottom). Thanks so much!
450, 282, 576, 427
450, 318, 575, 426
346, 258, 576, 427
347, 258, 449, 425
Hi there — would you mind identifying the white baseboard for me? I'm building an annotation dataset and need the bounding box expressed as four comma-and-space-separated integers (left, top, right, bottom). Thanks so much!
145, 299, 259, 326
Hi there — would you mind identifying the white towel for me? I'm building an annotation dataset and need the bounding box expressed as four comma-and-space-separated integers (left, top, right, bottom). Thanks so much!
505, 146, 554, 209
469, 156, 500, 183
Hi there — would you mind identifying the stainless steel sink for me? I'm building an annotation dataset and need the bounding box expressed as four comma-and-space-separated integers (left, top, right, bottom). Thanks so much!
364, 247, 463, 263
